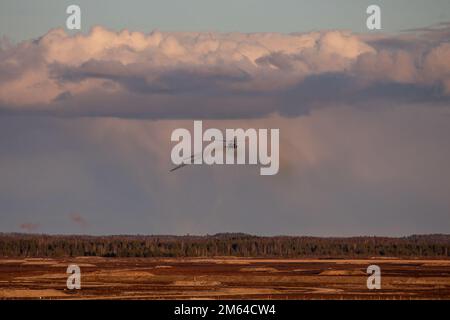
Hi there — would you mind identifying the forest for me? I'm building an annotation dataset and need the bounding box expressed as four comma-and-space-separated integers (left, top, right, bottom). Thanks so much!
0, 233, 449, 258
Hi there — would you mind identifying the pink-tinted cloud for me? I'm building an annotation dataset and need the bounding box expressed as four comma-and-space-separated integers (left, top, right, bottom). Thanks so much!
69, 212, 89, 228
19, 223, 39, 232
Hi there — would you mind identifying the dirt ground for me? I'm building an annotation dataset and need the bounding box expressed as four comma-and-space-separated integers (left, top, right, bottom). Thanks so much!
1, 257, 449, 299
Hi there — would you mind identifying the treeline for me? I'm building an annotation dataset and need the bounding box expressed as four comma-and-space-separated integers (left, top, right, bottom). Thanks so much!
0, 233, 449, 258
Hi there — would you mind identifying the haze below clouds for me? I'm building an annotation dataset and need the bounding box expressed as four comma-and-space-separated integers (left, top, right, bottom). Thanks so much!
2, 106, 450, 236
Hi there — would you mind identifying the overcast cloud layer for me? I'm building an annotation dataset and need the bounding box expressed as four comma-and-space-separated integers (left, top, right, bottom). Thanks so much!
1, 26, 450, 235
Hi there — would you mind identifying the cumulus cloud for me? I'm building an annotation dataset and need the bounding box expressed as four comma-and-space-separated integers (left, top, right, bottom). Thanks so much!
1, 26, 449, 118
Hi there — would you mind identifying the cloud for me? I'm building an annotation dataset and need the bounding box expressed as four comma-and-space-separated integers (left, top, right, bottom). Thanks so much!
69, 212, 89, 228
1, 26, 449, 118
19, 223, 39, 232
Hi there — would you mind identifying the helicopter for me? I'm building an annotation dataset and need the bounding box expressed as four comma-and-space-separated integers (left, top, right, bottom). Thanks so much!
170, 137, 237, 172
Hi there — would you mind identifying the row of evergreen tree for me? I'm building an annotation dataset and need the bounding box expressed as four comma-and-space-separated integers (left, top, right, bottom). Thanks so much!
0, 233, 449, 258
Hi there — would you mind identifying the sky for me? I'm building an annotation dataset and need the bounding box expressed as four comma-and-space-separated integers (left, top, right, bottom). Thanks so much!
1, 0, 450, 41
0, 1, 450, 236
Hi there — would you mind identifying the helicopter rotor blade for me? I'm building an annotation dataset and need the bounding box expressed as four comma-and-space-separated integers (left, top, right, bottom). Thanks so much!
169, 153, 201, 172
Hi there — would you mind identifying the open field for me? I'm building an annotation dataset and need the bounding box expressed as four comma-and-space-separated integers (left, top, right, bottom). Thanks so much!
1, 257, 450, 299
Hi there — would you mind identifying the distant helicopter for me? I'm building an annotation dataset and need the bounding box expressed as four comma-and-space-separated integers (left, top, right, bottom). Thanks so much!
170, 137, 237, 172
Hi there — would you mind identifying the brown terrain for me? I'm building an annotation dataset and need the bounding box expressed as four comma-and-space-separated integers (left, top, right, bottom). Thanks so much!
1, 257, 450, 299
